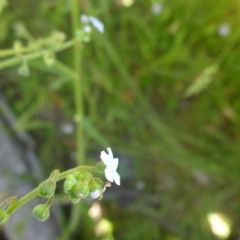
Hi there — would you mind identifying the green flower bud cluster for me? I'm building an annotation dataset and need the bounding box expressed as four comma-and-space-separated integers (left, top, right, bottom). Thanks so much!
63, 171, 109, 203
64, 172, 91, 203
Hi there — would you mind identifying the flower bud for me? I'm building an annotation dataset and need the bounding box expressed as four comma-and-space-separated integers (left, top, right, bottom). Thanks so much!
64, 175, 77, 193
63, 172, 84, 193
89, 182, 102, 199
75, 183, 89, 199
68, 190, 80, 204
38, 180, 56, 198
32, 204, 50, 222
0, 209, 8, 225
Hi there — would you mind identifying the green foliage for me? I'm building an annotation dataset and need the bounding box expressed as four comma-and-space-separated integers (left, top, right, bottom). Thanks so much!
1, 0, 240, 239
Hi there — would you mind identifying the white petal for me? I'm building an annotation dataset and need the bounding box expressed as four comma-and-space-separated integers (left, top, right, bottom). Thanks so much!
80, 14, 90, 23
100, 151, 110, 165
107, 147, 113, 160
113, 171, 120, 186
105, 167, 113, 182
111, 158, 118, 171
89, 16, 104, 33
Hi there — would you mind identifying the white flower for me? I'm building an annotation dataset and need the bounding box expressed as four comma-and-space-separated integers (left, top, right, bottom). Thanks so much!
60, 122, 75, 135
80, 14, 104, 33
100, 147, 120, 185
150, 3, 163, 15
218, 23, 231, 37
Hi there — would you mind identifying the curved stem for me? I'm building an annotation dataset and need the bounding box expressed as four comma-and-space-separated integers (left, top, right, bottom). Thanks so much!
6, 188, 39, 215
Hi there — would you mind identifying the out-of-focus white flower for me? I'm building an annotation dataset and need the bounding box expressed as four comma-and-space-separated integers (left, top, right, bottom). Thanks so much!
88, 203, 102, 220
136, 180, 146, 191
60, 123, 75, 135
81, 14, 90, 24
83, 25, 92, 33
150, 3, 163, 15
218, 23, 231, 37
100, 147, 120, 185
80, 14, 104, 33
121, 0, 134, 7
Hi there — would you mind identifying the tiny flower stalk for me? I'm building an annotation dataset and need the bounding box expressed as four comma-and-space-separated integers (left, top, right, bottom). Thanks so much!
0, 147, 120, 226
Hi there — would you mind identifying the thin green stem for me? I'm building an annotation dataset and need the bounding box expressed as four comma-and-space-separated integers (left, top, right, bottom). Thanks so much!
0, 46, 37, 58
61, 0, 85, 238
6, 188, 39, 215
71, 0, 84, 166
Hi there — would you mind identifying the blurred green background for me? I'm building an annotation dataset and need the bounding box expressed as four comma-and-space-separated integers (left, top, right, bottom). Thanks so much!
1, 0, 240, 239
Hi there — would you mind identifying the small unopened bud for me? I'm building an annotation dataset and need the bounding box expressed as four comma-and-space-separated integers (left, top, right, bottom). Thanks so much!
75, 183, 89, 199
89, 182, 102, 199
68, 190, 80, 204
0, 209, 8, 225
38, 180, 56, 198
32, 204, 50, 222
64, 172, 84, 193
